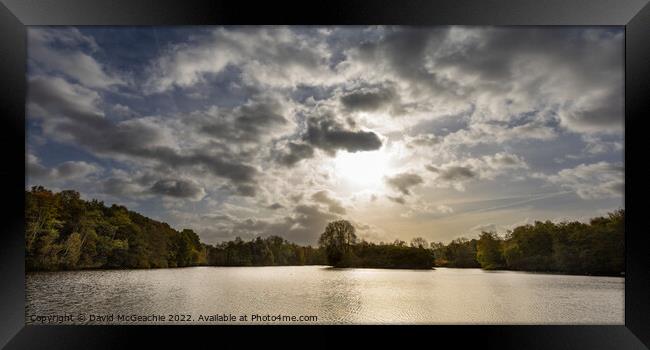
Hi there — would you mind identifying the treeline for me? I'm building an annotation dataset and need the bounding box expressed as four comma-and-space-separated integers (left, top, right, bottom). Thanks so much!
25, 186, 325, 271
206, 236, 325, 266
26, 187, 624, 275
26, 186, 207, 271
347, 241, 433, 269
429, 209, 625, 275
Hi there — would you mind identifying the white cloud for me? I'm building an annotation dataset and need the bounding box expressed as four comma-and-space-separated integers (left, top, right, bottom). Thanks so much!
536, 161, 624, 199
426, 152, 528, 191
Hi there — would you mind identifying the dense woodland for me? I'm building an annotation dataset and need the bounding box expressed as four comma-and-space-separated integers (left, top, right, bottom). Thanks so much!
26, 187, 624, 275
26, 186, 207, 270
432, 209, 625, 275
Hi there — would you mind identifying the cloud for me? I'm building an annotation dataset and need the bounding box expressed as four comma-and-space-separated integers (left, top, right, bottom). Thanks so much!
28, 76, 104, 120
311, 190, 346, 214
471, 223, 498, 233
385, 173, 424, 196
387, 196, 406, 204
406, 134, 439, 148
27, 75, 260, 197
581, 135, 623, 156
439, 121, 557, 148
400, 201, 455, 218
25, 27, 625, 246
274, 142, 314, 167
102, 176, 145, 197
111, 104, 140, 119
426, 152, 528, 191
354, 27, 622, 135
28, 28, 126, 89
194, 204, 339, 245
143, 27, 334, 93
27, 154, 102, 182
198, 98, 291, 144
267, 203, 284, 210
304, 114, 382, 155
558, 89, 624, 134
427, 165, 477, 182
340, 83, 401, 113
150, 179, 206, 201
436, 204, 454, 214
536, 161, 624, 199
483, 152, 528, 169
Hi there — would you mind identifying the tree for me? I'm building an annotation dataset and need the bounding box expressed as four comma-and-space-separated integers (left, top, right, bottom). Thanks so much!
445, 238, 480, 268
25, 187, 63, 270
476, 231, 504, 269
318, 220, 357, 267
62, 232, 82, 269
430, 241, 447, 266
410, 237, 428, 249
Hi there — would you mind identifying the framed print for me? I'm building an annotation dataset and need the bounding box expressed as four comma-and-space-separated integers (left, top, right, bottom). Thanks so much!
1, 0, 649, 348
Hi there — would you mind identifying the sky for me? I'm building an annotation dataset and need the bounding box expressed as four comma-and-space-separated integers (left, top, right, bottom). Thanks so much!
25, 26, 624, 246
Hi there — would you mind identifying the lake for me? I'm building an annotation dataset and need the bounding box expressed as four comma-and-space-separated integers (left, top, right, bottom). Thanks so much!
25, 266, 624, 324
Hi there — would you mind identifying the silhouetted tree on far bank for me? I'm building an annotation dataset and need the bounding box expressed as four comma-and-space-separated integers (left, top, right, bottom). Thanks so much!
318, 220, 357, 266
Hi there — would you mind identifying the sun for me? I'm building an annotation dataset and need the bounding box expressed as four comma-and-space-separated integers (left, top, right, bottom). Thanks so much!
333, 148, 391, 189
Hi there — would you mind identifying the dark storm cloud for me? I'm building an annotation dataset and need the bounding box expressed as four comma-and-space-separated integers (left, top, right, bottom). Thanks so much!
385, 173, 424, 196
274, 142, 315, 167
311, 190, 346, 214
304, 115, 382, 155
150, 179, 205, 200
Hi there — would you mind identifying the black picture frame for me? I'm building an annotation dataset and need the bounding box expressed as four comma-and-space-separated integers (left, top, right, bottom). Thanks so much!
1, 0, 649, 348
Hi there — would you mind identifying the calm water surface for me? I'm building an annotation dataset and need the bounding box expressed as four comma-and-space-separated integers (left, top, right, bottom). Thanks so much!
26, 266, 624, 324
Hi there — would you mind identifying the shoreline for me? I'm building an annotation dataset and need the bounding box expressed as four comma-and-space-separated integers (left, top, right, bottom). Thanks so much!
26, 265, 624, 277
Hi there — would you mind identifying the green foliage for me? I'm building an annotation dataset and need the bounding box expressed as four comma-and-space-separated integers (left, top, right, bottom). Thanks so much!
486, 211, 624, 275
430, 211, 623, 275
25, 187, 205, 271
476, 232, 505, 269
